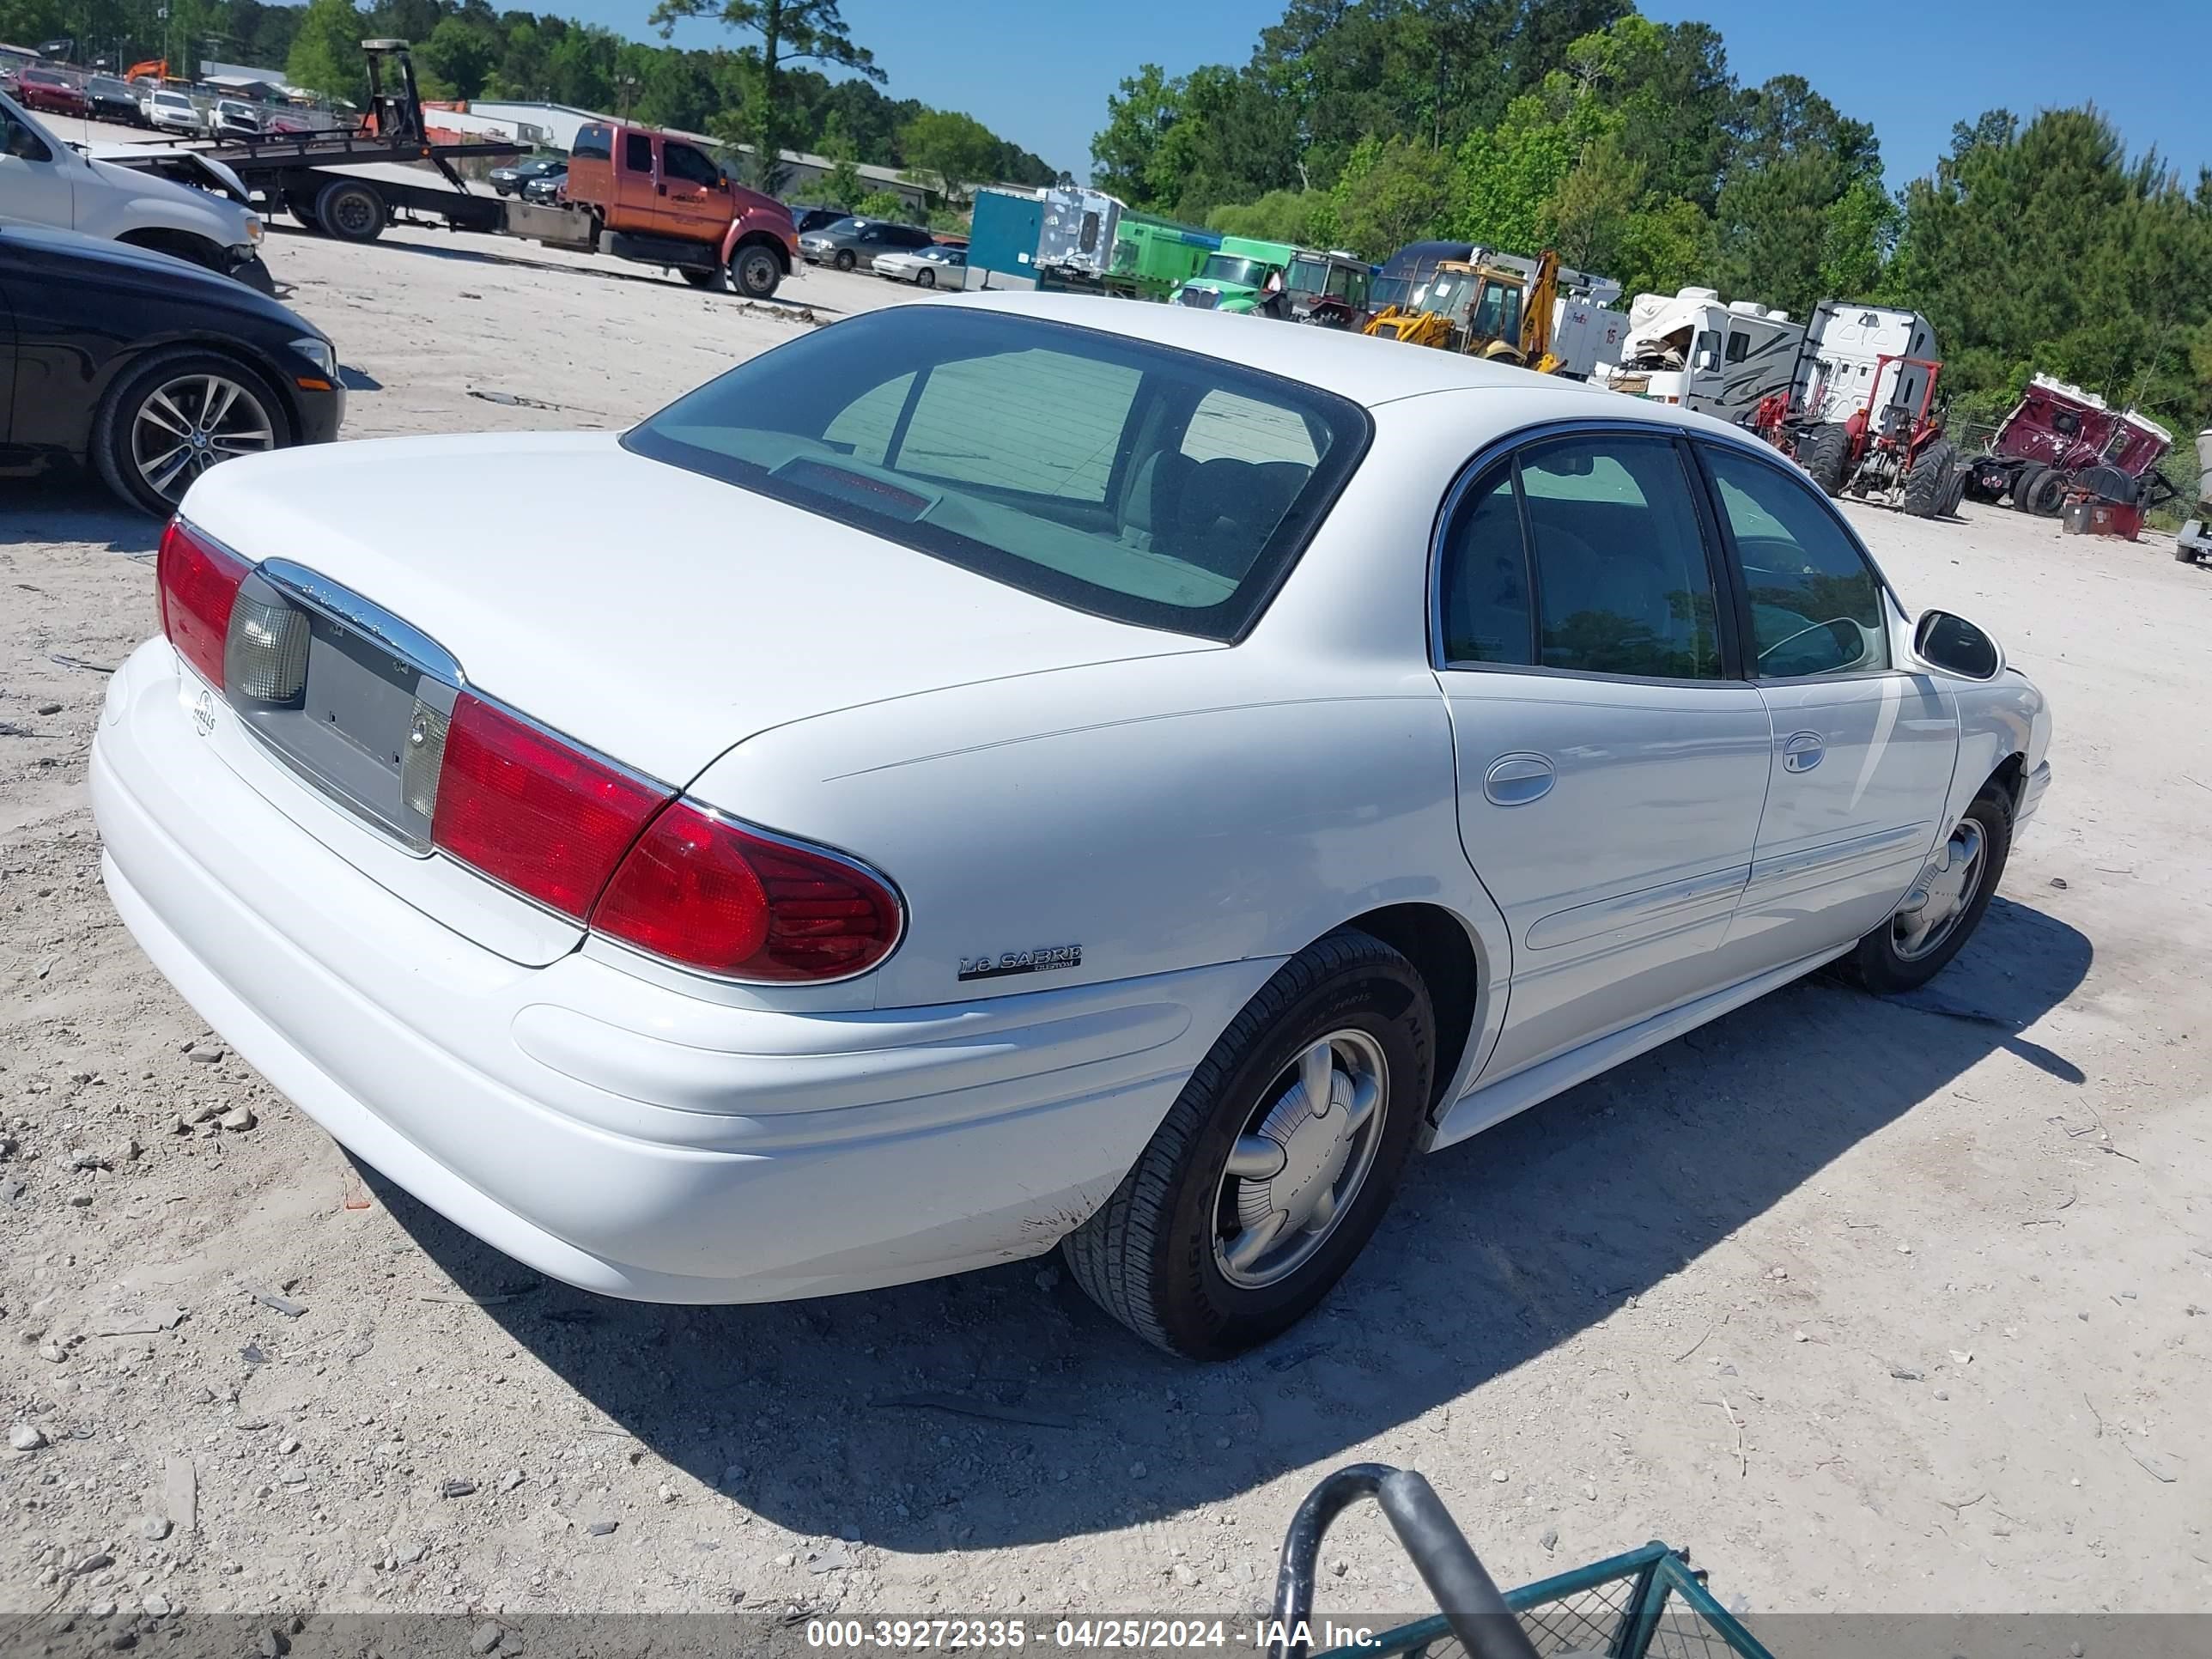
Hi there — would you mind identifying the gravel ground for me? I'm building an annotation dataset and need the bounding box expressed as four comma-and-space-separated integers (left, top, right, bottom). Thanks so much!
3, 222, 2209, 1632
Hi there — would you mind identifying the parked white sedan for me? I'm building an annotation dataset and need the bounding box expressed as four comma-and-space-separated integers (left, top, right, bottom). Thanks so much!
93, 294, 2050, 1358
871, 244, 966, 287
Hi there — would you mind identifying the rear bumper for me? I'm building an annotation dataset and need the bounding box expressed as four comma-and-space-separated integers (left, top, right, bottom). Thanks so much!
91, 640, 1265, 1303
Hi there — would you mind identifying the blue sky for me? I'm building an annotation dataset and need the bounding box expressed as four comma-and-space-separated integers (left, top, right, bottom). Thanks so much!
620, 0, 2212, 190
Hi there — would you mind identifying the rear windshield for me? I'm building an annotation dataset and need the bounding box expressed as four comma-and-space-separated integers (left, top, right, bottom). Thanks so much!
625, 307, 1370, 641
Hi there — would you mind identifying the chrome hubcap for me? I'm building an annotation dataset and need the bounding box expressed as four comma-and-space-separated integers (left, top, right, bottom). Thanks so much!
1212, 1030, 1387, 1289
1893, 817, 1985, 961
134, 374, 275, 502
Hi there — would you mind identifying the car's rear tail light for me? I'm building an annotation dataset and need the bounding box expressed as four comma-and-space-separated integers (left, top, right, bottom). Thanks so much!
157, 519, 249, 690
592, 803, 903, 982
429, 693, 669, 921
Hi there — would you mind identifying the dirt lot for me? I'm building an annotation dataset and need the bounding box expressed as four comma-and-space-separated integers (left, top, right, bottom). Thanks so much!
3, 222, 2210, 1633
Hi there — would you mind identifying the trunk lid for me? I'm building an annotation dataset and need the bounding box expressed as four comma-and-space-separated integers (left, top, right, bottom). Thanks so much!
183, 430, 1207, 787
178, 430, 1212, 967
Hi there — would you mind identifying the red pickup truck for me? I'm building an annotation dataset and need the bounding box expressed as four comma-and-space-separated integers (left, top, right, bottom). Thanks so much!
562, 119, 798, 300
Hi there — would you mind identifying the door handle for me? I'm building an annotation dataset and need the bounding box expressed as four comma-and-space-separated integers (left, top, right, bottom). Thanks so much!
1484, 753, 1555, 806
1782, 731, 1826, 773
655, 182, 667, 195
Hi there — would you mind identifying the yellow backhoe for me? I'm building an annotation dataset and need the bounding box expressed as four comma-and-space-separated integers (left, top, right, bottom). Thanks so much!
1362, 248, 1565, 373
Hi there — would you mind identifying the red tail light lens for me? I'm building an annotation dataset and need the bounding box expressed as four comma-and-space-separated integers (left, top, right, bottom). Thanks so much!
592, 802, 903, 982
430, 693, 669, 921
158, 519, 249, 690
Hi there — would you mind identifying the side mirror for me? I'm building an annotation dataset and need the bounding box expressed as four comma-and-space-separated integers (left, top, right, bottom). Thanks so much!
1912, 609, 2002, 680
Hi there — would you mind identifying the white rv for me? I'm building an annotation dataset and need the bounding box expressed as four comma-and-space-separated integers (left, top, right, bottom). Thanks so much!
1604, 288, 1802, 418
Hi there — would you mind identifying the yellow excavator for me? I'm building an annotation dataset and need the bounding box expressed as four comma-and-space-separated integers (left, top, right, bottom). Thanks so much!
1363, 248, 1565, 372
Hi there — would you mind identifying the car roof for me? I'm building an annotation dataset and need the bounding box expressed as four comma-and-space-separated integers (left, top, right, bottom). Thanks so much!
933, 290, 1665, 415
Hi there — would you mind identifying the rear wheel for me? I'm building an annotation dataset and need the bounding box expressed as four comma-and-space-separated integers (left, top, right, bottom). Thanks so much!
2029, 467, 2069, 516
285, 190, 324, 232
681, 265, 726, 291
1902, 440, 1957, 518
93, 349, 286, 517
727, 243, 783, 299
1941, 465, 1969, 517
2008, 464, 2045, 512
313, 179, 387, 243
1798, 422, 1850, 496
1063, 928, 1432, 1359
1844, 787, 2012, 994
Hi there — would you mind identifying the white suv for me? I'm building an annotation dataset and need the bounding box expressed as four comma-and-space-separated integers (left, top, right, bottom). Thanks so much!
143, 88, 200, 134
1, 90, 270, 289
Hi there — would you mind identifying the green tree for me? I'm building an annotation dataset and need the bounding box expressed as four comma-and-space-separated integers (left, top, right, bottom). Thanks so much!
416, 15, 495, 100
852, 187, 908, 222
284, 0, 367, 103
899, 107, 998, 203
1091, 63, 1185, 208
1328, 134, 1456, 260
647, 0, 883, 193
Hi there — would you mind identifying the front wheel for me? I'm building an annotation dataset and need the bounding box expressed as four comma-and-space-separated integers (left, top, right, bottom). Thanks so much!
915, 266, 935, 288
729, 244, 782, 299
1063, 929, 1432, 1359
1844, 787, 2012, 994
93, 349, 286, 516
833, 248, 856, 271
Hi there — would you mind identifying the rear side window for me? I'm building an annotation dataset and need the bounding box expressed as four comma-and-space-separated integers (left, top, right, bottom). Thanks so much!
1437, 468, 1531, 665
626, 307, 1370, 641
572, 124, 611, 161
623, 132, 653, 173
1437, 434, 1721, 679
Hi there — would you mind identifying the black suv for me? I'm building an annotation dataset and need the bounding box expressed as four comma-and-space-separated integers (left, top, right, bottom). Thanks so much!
797, 216, 933, 271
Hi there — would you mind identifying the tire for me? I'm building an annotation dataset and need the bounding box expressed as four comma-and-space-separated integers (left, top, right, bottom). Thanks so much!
916, 266, 936, 288
681, 266, 726, 291
833, 247, 856, 271
93, 349, 288, 517
1798, 422, 1850, 496
2008, 464, 2045, 512
728, 243, 782, 299
1063, 928, 1433, 1359
1902, 440, 1956, 518
1844, 787, 2013, 995
1941, 465, 1968, 518
313, 179, 387, 243
285, 190, 323, 232
2029, 467, 2068, 517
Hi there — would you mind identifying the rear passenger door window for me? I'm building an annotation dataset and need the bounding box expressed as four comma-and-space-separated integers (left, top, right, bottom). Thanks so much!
1437, 434, 1722, 679
1702, 445, 1890, 678
1520, 436, 1721, 679
623, 132, 653, 173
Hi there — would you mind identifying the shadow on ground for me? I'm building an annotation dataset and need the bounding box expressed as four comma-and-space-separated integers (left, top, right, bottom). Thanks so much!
366, 896, 2088, 1553
0, 474, 160, 554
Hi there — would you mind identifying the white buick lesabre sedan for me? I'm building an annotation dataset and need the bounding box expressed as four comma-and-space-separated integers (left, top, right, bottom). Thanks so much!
92, 294, 2051, 1359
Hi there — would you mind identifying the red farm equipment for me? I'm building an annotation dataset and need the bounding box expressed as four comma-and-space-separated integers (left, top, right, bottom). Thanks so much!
1751, 348, 1964, 520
